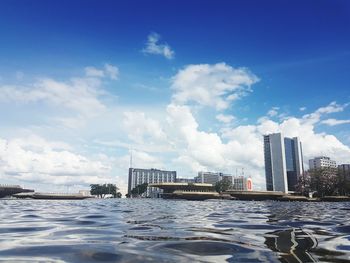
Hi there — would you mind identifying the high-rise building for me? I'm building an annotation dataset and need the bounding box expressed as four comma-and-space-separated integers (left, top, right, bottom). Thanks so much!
309, 156, 337, 169
264, 133, 304, 193
338, 164, 350, 181
338, 164, 350, 173
128, 168, 176, 198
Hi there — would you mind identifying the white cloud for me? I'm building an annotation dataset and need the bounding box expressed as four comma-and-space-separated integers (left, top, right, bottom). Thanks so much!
85, 67, 105, 78
171, 63, 259, 110
299, 107, 307, 111
0, 77, 106, 117
216, 113, 235, 124
0, 135, 111, 186
85, 64, 119, 80
302, 101, 347, 125
104, 64, 119, 80
267, 107, 279, 117
321, 118, 350, 126
123, 111, 168, 145
164, 101, 350, 190
142, 32, 175, 59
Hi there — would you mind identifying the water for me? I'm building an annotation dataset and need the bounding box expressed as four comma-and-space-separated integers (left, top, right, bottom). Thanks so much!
0, 199, 349, 262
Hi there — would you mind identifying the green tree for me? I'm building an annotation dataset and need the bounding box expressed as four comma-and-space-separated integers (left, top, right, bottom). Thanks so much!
215, 178, 232, 193
131, 183, 148, 197
90, 184, 121, 198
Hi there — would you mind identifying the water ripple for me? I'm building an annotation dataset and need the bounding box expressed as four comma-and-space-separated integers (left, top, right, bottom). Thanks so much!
0, 199, 349, 262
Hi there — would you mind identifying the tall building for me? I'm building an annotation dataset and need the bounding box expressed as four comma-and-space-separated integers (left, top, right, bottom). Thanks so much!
338, 164, 350, 173
128, 168, 176, 197
309, 156, 337, 169
264, 133, 304, 193
338, 164, 350, 181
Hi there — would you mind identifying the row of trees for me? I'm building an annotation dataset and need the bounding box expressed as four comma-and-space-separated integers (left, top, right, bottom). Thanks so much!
90, 184, 122, 198
296, 168, 350, 197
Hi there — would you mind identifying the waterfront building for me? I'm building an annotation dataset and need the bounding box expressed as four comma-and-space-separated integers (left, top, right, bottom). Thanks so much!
232, 176, 253, 191
309, 156, 337, 170
264, 133, 304, 193
128, 168, 176, 198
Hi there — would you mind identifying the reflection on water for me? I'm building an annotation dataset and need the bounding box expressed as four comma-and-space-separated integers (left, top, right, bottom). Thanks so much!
0, 199, 349, 262
265, 228, 317, 262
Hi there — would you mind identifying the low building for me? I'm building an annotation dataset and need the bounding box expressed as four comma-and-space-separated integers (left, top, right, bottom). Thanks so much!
149, 182, 220, 200
128, 168, 176, 198
309, 156, 337, 170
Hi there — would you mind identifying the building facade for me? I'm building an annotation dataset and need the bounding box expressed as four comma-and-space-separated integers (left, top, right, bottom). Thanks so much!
128, 168, 176, 198
232, 176, 253, 191
194, 171, 235, 185
309, 156, 337, 170
264, 133, 304, 193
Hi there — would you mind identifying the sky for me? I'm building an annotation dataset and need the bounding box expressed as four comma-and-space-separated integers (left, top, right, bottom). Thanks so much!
0, 0, 350, 194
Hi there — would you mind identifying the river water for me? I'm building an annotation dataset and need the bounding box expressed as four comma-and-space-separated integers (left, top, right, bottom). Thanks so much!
0, 199, 349, 262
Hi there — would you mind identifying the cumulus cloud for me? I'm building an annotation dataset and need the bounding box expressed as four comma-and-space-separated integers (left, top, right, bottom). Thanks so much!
123, 111, 168, 145
142, 32, 175, 59
164, 100, 350, 190
0, 77, 106, 118
321, 118, 350, 126
171, 63, 259, 110
0, 135, 111, 186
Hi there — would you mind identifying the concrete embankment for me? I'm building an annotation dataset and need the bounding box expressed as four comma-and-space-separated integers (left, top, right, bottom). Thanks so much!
0, 185, 34, 198
224, 190, 350, 202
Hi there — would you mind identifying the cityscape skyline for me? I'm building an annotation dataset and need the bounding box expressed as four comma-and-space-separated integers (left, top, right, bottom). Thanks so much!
0, 1, 350, 195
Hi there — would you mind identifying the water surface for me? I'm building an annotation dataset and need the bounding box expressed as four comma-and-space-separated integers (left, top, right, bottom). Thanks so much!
0, 199, 349, 262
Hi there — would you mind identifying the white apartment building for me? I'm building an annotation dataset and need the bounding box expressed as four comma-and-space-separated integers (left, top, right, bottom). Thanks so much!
309, 156, 337, 169
128, 168, 176, 197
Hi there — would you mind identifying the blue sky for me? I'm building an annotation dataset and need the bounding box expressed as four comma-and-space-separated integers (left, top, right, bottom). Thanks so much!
0, 0, 349, 193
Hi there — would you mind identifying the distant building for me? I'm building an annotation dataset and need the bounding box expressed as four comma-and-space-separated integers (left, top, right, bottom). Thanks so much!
195, 171, 231, 185
176, 178, 195, 183
231, 177, 253, 191
338, 164, 350, 180
78, 190, 91, 196
338, 164, 350, 173
128, 168, 176, 198
309, 156, 337, 170
264, 133, 304, 193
